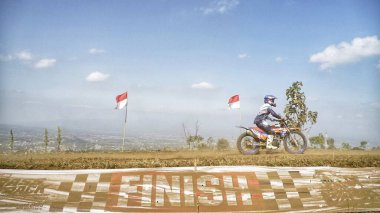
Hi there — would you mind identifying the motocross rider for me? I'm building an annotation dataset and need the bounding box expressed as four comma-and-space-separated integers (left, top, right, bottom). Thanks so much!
254, 95, 283, 149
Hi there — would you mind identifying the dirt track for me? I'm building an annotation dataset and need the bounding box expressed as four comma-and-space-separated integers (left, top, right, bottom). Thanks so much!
1, 166, 379, 212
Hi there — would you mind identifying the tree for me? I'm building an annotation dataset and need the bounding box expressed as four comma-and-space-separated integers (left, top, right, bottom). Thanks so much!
327, 138, 336, 149
186, 135, 204, 149
183, 120, 203, 150
360, 141, 368, 149
194, 120, 201, 148
197, 143, 209, 150
44, 128, 49, 152
284, 81, 318, 131
57, 127, 62, 151
309, 133, 325, 149
341, 142, 351, 150
182, 123, 190, 149
206, 137, 215, 149
9, 129, 14, 152
217, 138, 229, 150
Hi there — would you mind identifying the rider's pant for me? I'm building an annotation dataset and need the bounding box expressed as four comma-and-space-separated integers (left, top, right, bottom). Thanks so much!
255, 121, 275, 135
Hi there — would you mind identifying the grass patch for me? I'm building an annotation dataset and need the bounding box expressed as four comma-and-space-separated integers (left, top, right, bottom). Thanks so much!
0, 149, 379, 170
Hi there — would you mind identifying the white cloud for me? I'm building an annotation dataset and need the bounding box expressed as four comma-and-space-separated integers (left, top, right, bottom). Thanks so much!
34, 58, 57, 69
310, 36, 380, 70
355, 113, 364, 118
89, 48, 105, 54
1, 50, 59, 70
191, 81, 215, 89
370, 102, 380, 109
275, 57, 285, 63
0, 50, 32, 61
16, 50, 33, 61
0, 54, 13, 61
86, 71, 109, 82
201, 0, 239, 15
238, 54, 249, 59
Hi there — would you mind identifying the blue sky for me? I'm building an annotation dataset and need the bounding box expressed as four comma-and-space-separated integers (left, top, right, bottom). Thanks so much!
0, 0, 379, 147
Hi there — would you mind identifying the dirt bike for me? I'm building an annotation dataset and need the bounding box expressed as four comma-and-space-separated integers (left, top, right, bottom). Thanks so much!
236, 119, 308, 155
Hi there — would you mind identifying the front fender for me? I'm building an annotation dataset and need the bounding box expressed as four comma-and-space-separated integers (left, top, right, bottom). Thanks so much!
246, 130, 254, 136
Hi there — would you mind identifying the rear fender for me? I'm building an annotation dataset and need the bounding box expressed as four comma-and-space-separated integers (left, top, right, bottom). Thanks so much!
236, 126, 255, 136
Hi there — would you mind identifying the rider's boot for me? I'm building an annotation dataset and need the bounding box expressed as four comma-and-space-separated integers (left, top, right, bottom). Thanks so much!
266, 135, 278, 149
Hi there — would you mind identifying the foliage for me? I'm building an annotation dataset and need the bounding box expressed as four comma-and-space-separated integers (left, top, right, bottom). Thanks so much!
284, 81, 318, 131
217, 138, 230, 150
360, 141, 368, 149
352, 147, 364, 150
206, 137, 215, 149
309, 133, 325, 149
44, 128, 49, 152
186, 135, 204, 149
341, 142, 352, 150
57, 127, 62, 151
9, 129, 14, 151
183, 120, 204, 150
327, 138, 336, 149
197, 143, 209, 150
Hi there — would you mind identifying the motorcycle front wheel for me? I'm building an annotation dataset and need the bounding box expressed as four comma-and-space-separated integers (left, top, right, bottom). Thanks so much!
236, 132, 260, 155
283, 131, 307, 154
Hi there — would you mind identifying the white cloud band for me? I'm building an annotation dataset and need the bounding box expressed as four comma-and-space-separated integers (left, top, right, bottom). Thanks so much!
191, 81, 215, 89
238, 54, 249, 59
0, 50, 33, 62
34, 58, 57, 69
16, 50, 33, 61
86, 71, 109, 82
310, 35, 380, 70
201, 0, 239, 15
89, 48, 105, 54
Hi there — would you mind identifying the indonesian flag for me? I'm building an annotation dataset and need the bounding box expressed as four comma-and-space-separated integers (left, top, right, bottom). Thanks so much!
228, 95, 240, 109
115, 92, 128, 109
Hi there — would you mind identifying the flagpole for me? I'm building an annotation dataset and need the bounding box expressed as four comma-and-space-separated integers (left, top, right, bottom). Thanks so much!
239, 108, 242, 127
122, 102, 128, 152
239, 106, 243, 134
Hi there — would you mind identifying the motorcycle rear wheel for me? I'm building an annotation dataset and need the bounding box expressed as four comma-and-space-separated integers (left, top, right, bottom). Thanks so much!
283, 131, 307, 154
236, 132, 260, 155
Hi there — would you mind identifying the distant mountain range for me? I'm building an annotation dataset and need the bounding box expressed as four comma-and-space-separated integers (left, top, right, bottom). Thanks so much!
0, 123, 185, 152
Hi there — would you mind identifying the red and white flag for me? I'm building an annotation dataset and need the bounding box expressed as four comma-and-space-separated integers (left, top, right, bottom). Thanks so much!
228, 95, 240, 109
115, 92, 128, 109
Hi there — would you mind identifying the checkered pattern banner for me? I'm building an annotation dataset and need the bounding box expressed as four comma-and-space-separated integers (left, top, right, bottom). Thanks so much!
0, 166, 379, 212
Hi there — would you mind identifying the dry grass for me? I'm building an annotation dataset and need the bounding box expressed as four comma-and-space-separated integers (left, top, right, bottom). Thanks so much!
0, 149, 379, 170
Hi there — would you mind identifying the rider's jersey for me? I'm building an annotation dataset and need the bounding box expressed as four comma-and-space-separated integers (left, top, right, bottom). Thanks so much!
254, 103, 281, 124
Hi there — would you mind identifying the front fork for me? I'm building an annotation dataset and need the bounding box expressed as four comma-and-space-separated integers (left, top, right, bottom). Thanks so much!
273, 130, 289, 147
